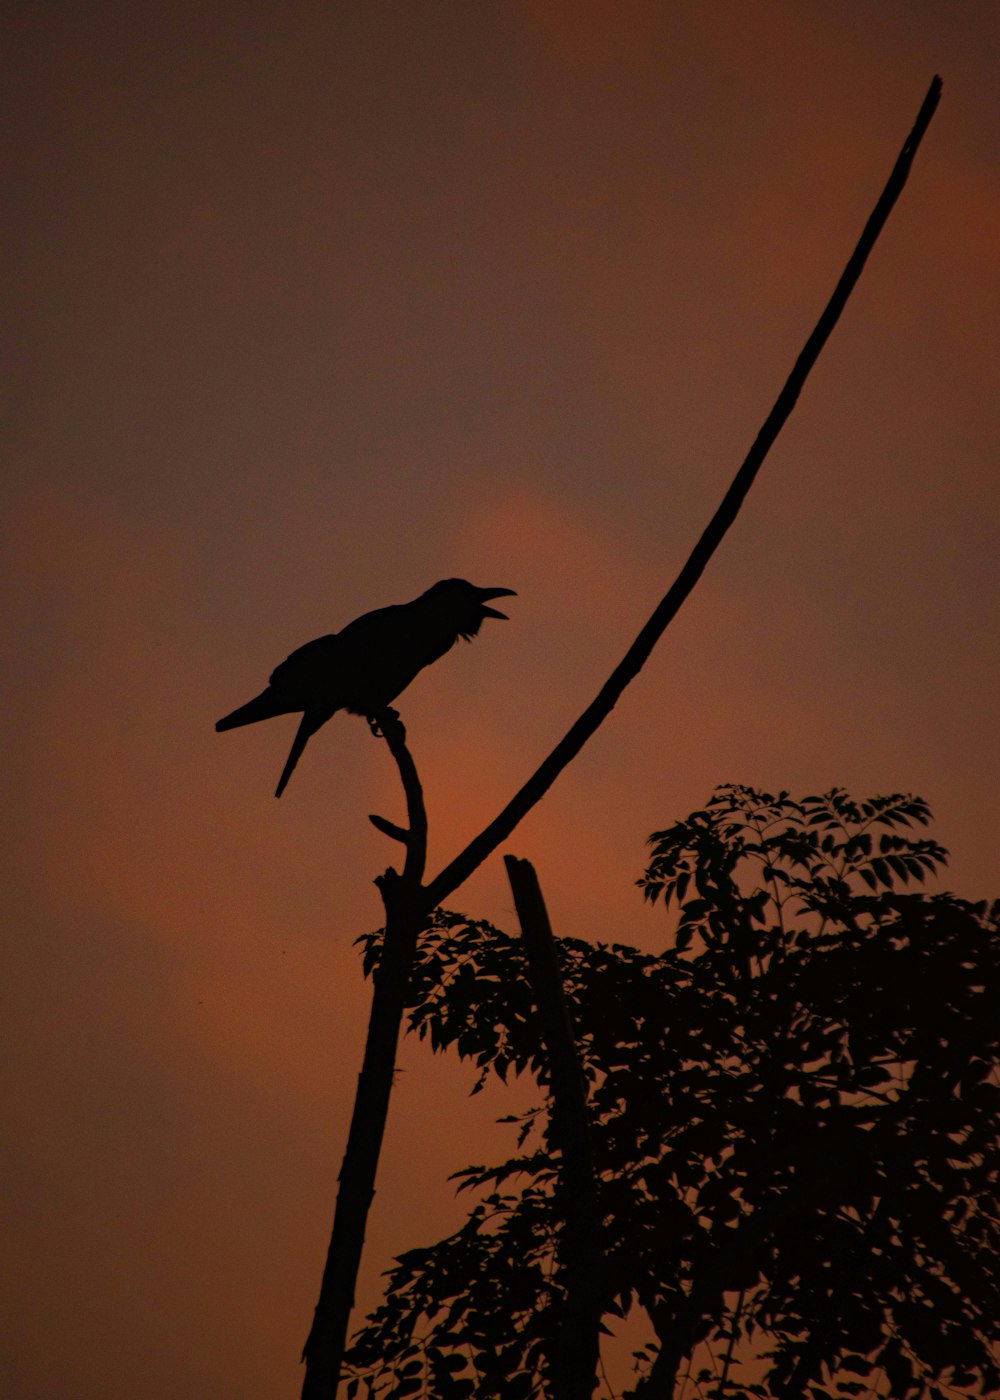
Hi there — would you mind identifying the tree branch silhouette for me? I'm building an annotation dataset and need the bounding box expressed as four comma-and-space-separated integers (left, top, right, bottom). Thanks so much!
421, 74, 942, 915
505, 856, 602, 1400
299, 76, 942, 1397
301, 710, 427, 1398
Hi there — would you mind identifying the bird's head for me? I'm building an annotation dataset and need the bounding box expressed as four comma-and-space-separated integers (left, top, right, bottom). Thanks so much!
423, 578, 517, 638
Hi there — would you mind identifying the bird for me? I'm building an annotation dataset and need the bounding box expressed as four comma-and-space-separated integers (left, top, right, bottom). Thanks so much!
216, 578, 516, 797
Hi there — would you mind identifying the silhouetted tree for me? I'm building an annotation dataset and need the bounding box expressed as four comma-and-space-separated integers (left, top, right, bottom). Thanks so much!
343, 786, 999, 1400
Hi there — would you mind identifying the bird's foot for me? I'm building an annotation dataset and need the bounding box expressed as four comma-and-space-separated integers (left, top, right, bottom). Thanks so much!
367, 707, 400, 738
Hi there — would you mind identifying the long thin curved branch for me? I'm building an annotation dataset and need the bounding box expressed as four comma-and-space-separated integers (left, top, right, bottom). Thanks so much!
421, 75, 942, 915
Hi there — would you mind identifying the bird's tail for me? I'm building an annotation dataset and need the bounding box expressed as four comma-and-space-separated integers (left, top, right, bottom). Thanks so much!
216, 690, 291, 732
275, 713, 318, 798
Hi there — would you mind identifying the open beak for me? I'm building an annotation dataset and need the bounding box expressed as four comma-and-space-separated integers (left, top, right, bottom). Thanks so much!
477, 585, 516, 620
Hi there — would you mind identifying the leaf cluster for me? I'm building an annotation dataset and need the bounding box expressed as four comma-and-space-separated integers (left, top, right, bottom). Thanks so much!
346, 787, 999, 1399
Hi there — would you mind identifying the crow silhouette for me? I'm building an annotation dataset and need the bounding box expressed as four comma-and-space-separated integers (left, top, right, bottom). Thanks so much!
216, 578, 516, 797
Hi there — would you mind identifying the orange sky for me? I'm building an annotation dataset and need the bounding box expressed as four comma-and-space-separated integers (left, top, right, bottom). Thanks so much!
3, 4, 999, 1396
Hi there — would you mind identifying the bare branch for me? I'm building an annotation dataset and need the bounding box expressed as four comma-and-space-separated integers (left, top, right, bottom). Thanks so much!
377, 709, 428, 887
422, 76, 942, 915
301, 715, 428, 1398
505, 856, 602, 1400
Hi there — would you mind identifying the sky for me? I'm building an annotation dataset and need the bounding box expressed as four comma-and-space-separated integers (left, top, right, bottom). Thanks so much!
3, 3, 998, 1396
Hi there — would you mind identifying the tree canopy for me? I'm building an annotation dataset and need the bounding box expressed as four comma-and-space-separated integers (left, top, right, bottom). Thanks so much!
344, 786, 999, 1400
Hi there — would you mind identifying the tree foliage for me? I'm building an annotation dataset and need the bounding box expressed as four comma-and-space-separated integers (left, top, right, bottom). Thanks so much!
343, 786, 999, 1399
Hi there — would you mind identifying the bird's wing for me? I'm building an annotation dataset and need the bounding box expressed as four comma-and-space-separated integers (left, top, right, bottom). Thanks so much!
268, 633, 340, 693
330, 602, 442, 712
